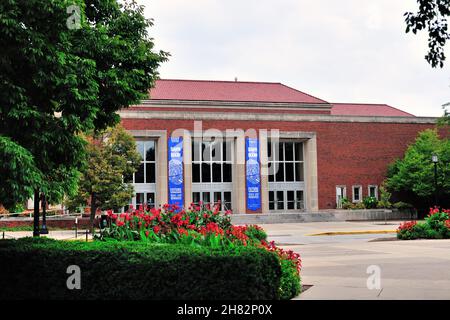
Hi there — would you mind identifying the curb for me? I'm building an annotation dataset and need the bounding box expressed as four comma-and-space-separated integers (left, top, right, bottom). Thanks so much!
306, 230, 397, 236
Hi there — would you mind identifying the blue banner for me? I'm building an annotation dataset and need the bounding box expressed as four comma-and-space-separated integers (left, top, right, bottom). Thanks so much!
168, 136, 184, 207
246, 138, 261, 211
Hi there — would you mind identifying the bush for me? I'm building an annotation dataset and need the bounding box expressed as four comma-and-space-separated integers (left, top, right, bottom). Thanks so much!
363, 196, 378, 209
397, 208, 450, 240
279, 256, 301, 300
393, 202, 414, 210
245, 225, 267, 242
0, 237, 281, 300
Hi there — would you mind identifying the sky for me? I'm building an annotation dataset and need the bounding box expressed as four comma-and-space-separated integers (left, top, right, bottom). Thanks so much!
141, 0, 450, 117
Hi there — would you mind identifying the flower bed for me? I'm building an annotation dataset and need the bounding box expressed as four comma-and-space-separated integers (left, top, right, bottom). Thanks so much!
99, 203, 302, 299
397, 208, 450, 240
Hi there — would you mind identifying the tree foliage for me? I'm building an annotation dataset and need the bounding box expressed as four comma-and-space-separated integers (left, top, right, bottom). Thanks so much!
0, 0, 167, 208
0, 136, 42, 210
66, 125, 141, 221
386, 129, 450, 208
405, 0, 450, 68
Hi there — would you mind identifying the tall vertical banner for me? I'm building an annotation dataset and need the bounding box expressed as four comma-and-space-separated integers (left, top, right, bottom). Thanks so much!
168, 136, 184, 207
246, 138, 261, 211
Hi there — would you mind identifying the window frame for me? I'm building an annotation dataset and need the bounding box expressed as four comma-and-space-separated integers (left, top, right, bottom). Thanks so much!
368, 185, 378, 199
352, 185, 362, 203
336, 185, 347, 208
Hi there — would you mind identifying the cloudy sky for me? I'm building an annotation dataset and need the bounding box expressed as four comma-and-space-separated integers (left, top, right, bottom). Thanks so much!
141, 0, 450, 117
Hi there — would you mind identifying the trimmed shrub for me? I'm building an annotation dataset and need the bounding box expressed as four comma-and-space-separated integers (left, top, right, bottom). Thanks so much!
279, 259, 301, 300
0, 238, 281, 300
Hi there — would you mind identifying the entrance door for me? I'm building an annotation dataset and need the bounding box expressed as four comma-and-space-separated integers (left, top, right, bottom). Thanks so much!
191, 139, 233, 211
268, 141, 305, 212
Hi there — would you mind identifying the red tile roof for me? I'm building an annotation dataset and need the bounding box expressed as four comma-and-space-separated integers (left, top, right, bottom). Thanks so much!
147, 79, 415, 117
149, 79, 329, 104
331, 103, 415, 117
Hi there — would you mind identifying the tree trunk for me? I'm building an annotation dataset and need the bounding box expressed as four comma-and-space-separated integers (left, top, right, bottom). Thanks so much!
90, 192, 97, 235
33, 189, 40, 237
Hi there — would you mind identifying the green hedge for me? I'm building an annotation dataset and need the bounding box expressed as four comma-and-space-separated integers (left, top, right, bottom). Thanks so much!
0, 238, 281, 300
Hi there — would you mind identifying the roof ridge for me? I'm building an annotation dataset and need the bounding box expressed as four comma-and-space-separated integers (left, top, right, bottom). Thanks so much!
332, 102, 389, 106
157, 78, 282, 85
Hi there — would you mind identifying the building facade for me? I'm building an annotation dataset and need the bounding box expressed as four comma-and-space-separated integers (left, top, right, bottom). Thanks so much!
119, 79, 436, 214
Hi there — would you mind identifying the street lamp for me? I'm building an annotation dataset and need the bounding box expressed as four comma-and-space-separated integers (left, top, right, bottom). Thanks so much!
432, 153, 439, 207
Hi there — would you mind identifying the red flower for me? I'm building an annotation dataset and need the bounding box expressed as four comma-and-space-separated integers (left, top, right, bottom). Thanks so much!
145, 230, 150, 237
153, 226, 161, 234
116, 221, 125, 227
398, 221, 417, 231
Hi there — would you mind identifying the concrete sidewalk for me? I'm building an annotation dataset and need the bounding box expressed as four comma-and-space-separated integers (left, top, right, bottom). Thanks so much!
260, 221, 450, 300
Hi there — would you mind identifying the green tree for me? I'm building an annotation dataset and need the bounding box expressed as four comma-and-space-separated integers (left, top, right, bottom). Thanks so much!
0, 136, 42, 211
0, 0, 167, 233
386, 129, 450, 209
66, 125, 141, 226
405, 0, 450, 68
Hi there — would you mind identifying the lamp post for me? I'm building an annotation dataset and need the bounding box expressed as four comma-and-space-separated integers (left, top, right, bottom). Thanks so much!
432, 153, 439, 207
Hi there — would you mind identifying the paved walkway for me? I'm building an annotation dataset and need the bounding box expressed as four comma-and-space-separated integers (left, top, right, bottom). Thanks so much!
261, 221, 450, 300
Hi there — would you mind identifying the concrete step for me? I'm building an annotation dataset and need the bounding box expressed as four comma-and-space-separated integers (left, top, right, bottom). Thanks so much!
230, 209, 417, 225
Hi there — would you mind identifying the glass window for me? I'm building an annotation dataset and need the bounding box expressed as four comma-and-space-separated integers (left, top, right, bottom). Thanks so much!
201, 163, 211, 182
146, 163, 155, 183
287, 191, 295, 209
369, 185, 378, 199
223, 163, 232, 182
193, 163, 201, 183
285, 163, 295, 182
192, 140, 201, 162
278, 143, 284, 161
146, 193, 155, 208
269, 191, 275, 210
192, 192, 201, 204
145, 141, 155, 161
296, 191, 304, 210
353, 186, 362, 202
136, 141, 145, 160
136, 193, 144, 205
224, 192, 232, 210
295, 142, 303, 161
285, 143, 294, 161
202, 142, 210, 162
276, 191, 284, 210
212, 163, 221, 182
268, 141, 305, 211
202, 192, 210, 204
295, 163, 304, 182
135, 163, 145, 183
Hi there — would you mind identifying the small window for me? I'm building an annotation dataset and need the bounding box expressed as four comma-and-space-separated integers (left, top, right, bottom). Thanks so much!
352, 185, 362, 203
368, 185, 378, 199
336, 186, 347, 208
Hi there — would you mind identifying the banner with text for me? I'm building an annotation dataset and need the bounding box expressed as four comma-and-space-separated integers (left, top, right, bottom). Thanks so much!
168, 136, 184, 207
245, 138, 261, 211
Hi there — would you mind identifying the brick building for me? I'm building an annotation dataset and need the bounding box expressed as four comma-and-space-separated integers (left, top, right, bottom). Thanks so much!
119, 79, 436, 213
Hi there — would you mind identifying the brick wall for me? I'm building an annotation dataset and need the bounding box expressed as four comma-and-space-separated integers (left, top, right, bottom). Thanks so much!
122, 118, 435, 210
